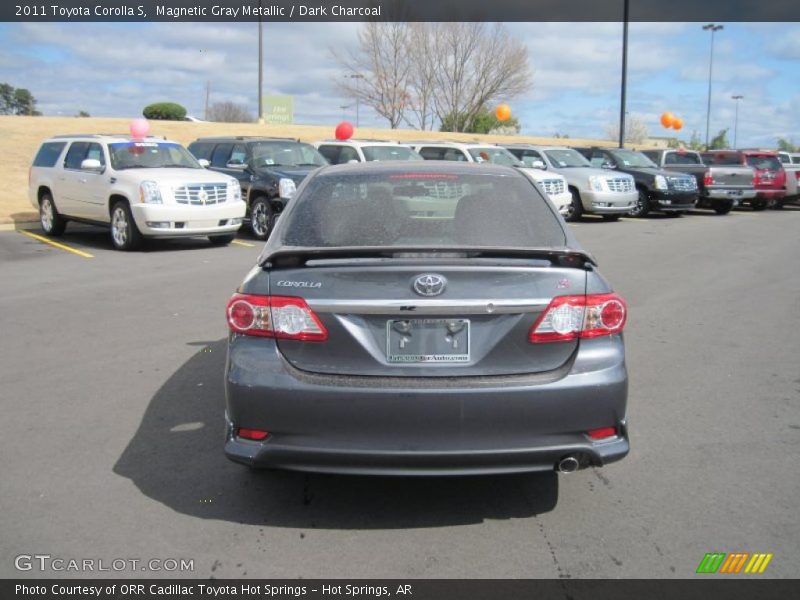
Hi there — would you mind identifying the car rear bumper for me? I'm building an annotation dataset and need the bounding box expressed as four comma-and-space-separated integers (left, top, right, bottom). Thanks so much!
755, 189, 786, 200
131, 200, 246, 236
224, 336, 629, 475
704, 188, 757, 201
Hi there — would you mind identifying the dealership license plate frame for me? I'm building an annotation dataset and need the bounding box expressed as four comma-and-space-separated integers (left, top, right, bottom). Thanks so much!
386, 318, 470, 364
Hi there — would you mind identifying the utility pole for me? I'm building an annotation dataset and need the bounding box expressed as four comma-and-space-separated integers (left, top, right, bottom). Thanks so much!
731, 95, 743, 149
618, 0, 629, 148
703, 24, 724, 150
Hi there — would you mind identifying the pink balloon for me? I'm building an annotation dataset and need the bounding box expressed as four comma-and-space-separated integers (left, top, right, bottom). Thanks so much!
130, 118, 150, 140
335, 121, 354, 141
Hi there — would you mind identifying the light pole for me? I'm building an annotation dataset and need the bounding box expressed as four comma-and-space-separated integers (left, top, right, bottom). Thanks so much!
731, 95, 743, 149
257, 1, 264, 124
345, 73, 364, 127
618, 0, 629, 148
702, 23, 724, 150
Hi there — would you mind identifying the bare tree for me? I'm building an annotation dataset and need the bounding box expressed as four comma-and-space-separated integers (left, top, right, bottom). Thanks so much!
430, 23, 532, 132
403, 23, 438, 130
207, 101, 254, 123
606, 115, 649, 145
332, 22, 412, 129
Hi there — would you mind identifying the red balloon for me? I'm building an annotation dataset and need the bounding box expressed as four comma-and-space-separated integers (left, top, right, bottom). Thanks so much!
335, 121, 354, 141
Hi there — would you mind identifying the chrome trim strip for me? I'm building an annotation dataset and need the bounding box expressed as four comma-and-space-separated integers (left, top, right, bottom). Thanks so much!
306, 298, 550, 315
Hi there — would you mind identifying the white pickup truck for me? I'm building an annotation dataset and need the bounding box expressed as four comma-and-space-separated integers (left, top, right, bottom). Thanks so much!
777, 151, 800, 202
29, 135, 246, 250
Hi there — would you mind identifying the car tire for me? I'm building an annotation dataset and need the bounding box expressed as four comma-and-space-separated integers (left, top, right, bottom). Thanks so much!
250, 197, 274, 240
209, 234, 236, 246
565, 189, 583, 222
602, 214, 621, 222
629, 188, 650, 218
772, 200, 785, 210
39, 193, 67, 236
751, 200, 767, 211
110, 200, 143, 251
714, 201, 733, 215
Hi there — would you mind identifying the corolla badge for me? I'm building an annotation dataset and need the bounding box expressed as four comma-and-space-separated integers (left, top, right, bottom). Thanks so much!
413, 274, 447, 297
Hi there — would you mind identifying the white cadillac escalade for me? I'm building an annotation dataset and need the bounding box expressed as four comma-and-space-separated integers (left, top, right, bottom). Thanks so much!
29, 135, 246, 250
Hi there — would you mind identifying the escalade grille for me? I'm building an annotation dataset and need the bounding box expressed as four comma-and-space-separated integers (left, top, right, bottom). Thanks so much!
173, 183, 227, 205
421, 181, 464, 199
667, 176, 697, 192
541, 179, 566, 196
606, 178, 634, 193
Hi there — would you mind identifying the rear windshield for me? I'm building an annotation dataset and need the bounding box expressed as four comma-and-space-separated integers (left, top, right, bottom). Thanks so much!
664, 151, 703, 165
108, 142, 201, 170
361, 146, 423, 162
746, 155, 782, 171
280, 170, 565, 249
33, 142, 67, 167
702, 152, 742, 166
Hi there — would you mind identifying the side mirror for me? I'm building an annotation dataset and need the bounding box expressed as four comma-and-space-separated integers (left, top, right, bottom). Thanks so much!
347, 159, 359, 164
197, 159, 210, 168
601, 161, 616, 170
226, 160, 246, 169
80, 158, 103, 172
531, 160, 546, 170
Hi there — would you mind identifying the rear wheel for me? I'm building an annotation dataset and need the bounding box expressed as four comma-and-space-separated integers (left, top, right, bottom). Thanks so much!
209, 234, 235, 246
564, 189, 583, 222
250, 197, 275, 240
110, 200, 143, 251
39, 193, 67, 236
772, 199, 785, 210
628, 188, 650, 217
602, 214, 621, 222
713, 201, 733, 215
751, 200, 767, 211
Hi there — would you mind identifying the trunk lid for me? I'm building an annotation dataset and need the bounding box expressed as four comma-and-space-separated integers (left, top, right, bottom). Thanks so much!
268, 260, 586, 377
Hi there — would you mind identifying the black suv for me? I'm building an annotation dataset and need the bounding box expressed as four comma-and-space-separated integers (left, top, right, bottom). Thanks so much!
574, 147, 698, 217
187, 137, 328, 239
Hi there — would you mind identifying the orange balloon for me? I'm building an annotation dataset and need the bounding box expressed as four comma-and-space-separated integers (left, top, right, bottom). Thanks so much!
660, 112, 675, 128
495, 104, 511, 122
672, 117, 684, 130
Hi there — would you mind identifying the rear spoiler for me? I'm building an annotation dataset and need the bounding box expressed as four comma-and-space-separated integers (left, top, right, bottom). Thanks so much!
259, 246, 597, 269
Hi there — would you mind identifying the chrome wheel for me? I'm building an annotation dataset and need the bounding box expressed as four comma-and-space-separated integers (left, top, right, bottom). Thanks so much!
40, 197, 54, 232
250, 199, 272, 239
111, 206, 129, 247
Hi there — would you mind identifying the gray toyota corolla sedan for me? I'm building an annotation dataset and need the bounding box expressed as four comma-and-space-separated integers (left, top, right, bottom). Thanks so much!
224, 161, 629, 476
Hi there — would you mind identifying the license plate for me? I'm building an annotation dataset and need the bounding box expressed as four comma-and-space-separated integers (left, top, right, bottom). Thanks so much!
727, 190, 743, 196
387, 319, 470, 363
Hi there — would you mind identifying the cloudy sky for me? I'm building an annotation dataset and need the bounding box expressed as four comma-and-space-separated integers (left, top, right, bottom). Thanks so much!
1, 21, 798, 146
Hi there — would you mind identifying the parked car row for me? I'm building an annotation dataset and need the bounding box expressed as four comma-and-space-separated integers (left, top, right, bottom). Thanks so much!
28, 133, 796, 250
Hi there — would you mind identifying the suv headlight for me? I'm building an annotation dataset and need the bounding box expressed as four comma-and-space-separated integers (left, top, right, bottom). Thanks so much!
278, 178, 297, 199
588, 176, 608, 192
228, 180, 242, 201
654, 175, 669, 190
139, 181, 162, 204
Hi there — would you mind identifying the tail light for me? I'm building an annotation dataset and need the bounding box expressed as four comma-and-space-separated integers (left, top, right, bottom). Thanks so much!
237, 428, 269, 441
703, 170, 714, 186
529, 293, 627, 343
587, 427, 617, 440
226, 293, 328, 341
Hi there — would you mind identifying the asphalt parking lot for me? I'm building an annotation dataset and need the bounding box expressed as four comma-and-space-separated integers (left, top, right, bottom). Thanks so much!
1, 207, 799, 579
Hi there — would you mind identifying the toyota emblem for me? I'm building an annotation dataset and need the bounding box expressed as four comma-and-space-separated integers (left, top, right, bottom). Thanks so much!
413, 274, 447, 297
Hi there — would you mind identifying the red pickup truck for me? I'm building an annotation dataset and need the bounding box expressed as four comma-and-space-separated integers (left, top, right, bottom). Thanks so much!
701, 150, 786, 210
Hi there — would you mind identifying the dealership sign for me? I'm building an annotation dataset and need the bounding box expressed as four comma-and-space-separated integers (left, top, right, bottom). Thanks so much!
263, 95, 294, 125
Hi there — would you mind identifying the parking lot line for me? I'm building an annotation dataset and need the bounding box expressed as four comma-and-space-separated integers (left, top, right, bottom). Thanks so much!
231, 240, 256, 248
17, 230, 94, 258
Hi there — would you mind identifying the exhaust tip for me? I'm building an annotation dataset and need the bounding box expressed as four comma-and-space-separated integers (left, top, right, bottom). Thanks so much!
557, 455, 580, 474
